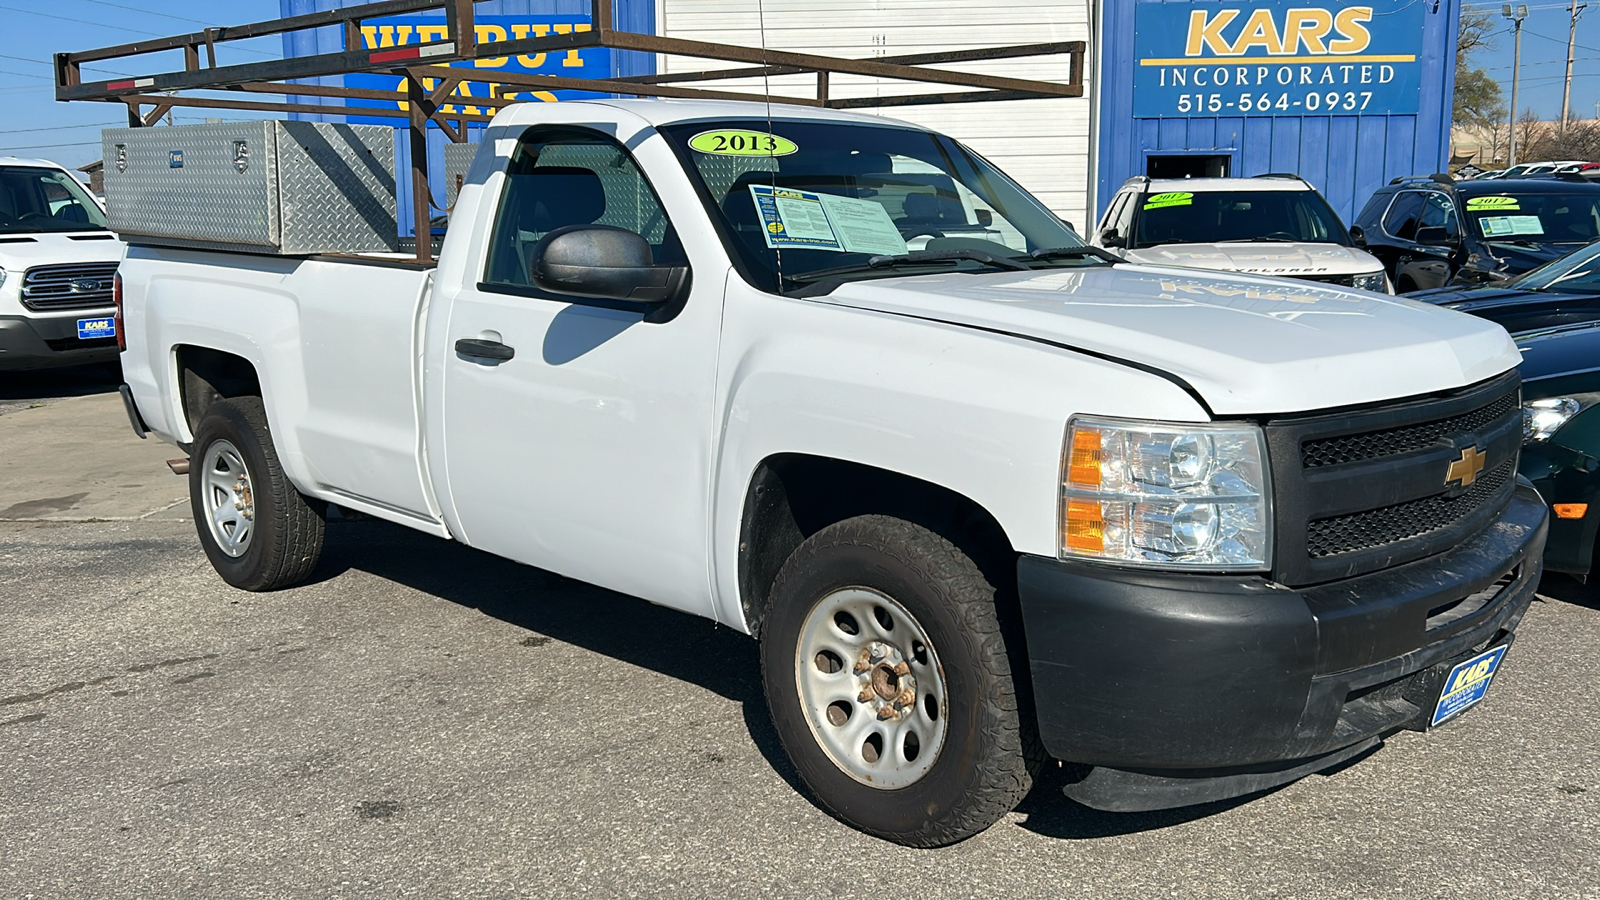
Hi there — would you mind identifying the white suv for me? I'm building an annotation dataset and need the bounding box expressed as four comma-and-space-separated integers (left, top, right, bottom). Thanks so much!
0, 157, 126, 371
1091, 175, 1391, 293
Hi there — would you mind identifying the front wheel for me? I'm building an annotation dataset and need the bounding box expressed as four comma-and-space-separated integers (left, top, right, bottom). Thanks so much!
761, 515, 1038, 846
189, 396, 325, 591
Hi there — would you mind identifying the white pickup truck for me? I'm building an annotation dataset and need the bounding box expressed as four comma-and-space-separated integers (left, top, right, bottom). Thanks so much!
117, 99, 1547, 847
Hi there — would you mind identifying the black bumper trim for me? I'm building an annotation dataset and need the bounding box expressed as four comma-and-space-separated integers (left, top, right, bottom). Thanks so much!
1062, 737, 1380, 813
1017, 481, 1547, 780
118, 384, 149, 439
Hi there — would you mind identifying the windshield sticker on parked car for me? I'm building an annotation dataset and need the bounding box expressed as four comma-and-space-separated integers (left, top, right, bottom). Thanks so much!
1466, 196, 1521, 212
1478, 215, 1545, 238
1142, 192, 1193, 211
748, 184, 907, 255
690, 129, 799, 157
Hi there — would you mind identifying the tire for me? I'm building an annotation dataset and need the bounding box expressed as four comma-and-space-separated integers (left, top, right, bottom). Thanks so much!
188, 396, 325, 591
760, 514, 1039, 846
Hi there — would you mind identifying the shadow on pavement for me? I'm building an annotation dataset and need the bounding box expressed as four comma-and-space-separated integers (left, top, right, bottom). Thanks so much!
315, 516, 1372, 840
0, 362, 122, 407
314, 517, 807, 797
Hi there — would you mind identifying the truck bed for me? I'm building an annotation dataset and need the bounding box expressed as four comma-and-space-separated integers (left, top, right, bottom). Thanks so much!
121, 244, 443, 530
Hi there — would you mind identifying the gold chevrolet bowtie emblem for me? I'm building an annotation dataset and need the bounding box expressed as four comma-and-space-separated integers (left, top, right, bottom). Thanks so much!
1446, 446, 1488, 488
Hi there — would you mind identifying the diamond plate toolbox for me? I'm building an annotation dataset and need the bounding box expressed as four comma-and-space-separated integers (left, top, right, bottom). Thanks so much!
102, 121, 398, 255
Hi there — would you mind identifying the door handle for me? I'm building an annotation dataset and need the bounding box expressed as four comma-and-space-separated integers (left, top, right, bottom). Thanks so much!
455, 338, 515, 362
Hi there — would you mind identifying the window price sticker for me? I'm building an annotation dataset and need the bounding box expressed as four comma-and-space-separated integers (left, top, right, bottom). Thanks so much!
748, 184, 907, 255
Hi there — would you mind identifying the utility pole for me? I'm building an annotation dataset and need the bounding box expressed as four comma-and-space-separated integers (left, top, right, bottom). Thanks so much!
1562, 2, 1588, 133
1504, 4, 1528, 166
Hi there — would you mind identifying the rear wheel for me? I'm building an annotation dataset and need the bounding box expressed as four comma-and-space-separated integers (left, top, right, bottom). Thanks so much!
760, 514, 1038, 846
189, 397, 325, 591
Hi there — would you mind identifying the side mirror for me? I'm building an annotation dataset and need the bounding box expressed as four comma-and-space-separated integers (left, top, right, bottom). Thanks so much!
1349, 225, 1366, 247
1100, 227, 1125, 249
531, 225, 688, 304
974, 209, 994, 227
1060, 218, 1076, 234
1413, 226, 1456, 247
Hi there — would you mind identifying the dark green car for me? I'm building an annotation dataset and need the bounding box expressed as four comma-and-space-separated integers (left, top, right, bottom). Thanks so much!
1411, 245, 1600, 580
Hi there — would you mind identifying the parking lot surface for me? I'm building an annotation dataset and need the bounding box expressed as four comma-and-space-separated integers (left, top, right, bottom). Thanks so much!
2, 382, 1598, 899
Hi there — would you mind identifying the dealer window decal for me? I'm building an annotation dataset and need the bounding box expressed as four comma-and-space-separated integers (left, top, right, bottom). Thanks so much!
1143, 192, 1194, 211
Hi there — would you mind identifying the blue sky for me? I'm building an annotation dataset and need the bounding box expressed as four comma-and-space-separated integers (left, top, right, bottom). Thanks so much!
0, 1, 1594, 172
1465, 1, 1600, 123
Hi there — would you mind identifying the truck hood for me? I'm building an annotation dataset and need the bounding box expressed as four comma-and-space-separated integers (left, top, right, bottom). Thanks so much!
817, 264, 1519, 416
1119, 242, 1382, 278
0, 231, 124, 268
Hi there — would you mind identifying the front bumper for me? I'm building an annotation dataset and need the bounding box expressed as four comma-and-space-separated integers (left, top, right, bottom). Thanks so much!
1017, 480, 1547, 811
0, 313, 120, 371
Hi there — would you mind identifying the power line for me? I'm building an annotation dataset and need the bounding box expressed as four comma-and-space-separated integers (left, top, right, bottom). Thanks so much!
0, 140, 102, 152
72, 0, 222, 27
0, 3, 169, 38
3, 121, 124, 134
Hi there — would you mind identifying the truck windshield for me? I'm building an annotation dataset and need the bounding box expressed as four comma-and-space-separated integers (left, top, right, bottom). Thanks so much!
656, 119, 1089, 292
0, 166, 109, 234
1131, 189, 1351, 248
1462, 192, 1600, 244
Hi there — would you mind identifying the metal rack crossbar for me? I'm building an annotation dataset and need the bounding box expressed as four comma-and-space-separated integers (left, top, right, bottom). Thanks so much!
55, 0, 1086, 263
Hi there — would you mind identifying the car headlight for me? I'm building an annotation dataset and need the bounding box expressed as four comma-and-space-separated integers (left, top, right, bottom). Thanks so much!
1061, 417, 1273, 570
1523, 395, 1600, 443
1350, 271, 1388, 293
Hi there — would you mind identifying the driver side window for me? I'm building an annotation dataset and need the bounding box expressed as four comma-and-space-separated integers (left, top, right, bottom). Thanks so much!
484, 128, 683, 289
1419, 193, 1459, 237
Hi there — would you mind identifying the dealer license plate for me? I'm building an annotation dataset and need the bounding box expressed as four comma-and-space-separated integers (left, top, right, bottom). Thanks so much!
77, 317, 116, 340
1431, 644, 1510, 728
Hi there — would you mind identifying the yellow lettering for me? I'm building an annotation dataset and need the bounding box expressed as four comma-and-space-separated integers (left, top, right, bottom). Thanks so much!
556, 23, 593, 67
364, 25, 413, 49
1283, 8, 1333, 54
1186, 10, 1239, 56
510, 23, 549, 68
474, 25, 509, 67
1233, 9, 1285, 55
416, 24, 450, 44
1330, 7, 1373, 54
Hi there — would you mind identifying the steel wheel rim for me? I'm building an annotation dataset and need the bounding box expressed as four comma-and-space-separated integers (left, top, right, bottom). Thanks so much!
201, 439, 255, 558
795, 587, 949, 789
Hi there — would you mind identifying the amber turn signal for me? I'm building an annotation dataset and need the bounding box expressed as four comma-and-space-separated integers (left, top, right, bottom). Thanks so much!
1553, 503, 1588, 520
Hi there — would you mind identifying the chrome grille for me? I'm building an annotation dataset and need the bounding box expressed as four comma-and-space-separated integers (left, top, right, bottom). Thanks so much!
20, 262, 119, 312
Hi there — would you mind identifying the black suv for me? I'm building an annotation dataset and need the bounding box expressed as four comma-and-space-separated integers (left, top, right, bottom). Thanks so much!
1350, 175, 1600, 291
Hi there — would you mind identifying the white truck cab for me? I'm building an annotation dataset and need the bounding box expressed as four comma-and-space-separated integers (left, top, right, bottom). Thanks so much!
0, 157, 124, 370
114, 100, 1544, 846
1092, 175, 1392, 292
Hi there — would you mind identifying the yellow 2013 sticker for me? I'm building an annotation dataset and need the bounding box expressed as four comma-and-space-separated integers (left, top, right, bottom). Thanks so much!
1143, 191, 1194, 211
689, 129, 798, 157
1467, 196, 1520, 211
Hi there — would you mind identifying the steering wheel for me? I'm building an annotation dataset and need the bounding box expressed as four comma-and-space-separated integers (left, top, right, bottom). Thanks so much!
899, 228, 945, 241
1260, 231, 1298, 241
13, 211, 48, 224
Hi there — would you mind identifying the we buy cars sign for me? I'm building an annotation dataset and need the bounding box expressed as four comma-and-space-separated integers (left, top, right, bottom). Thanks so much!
345, 15, 611, 124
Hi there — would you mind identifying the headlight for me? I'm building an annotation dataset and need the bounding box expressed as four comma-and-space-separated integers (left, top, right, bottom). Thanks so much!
1061, 417, 1273, 570
1523, 395, 1599, 443
1350, 271, 1388, 293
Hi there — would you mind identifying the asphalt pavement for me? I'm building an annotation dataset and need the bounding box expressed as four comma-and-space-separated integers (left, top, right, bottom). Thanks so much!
1, 375, 1597, 899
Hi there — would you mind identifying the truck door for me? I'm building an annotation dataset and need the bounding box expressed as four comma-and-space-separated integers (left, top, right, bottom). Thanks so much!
435, 125, 720, 617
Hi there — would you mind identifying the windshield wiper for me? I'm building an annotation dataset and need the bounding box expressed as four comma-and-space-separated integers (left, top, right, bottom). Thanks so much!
1216, 237, 1300, 243
1028, 246, 1122, 264
787, 248, 1030, 283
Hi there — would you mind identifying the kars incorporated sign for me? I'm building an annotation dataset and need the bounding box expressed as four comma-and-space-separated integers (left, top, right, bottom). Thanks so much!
345, 15, 607, 125
1133, 1, 1425, 118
